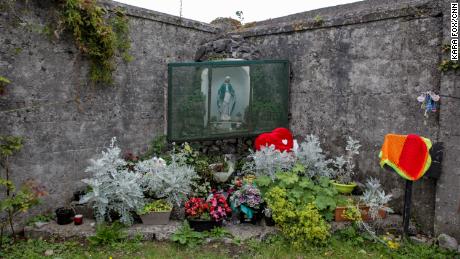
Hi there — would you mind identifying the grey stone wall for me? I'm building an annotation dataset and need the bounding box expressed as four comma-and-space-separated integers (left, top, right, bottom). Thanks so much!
2, 0, 459, 239
0, 0, 216, 215
235, 0, 458, 237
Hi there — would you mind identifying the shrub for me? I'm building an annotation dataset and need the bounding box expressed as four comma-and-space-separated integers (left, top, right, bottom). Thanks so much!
138, 151, 197, 206
80, 137, 144, 225
265, 186, 330, 247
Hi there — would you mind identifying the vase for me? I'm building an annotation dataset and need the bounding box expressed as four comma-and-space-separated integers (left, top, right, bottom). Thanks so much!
331, 181, 357, 194
187, 219, 222, 232
140, 211, 172, 225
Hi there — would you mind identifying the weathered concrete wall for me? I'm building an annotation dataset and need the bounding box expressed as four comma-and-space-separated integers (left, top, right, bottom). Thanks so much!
435, 0, 460, 241
0, 0, 217, 215
236, 0, 458, 237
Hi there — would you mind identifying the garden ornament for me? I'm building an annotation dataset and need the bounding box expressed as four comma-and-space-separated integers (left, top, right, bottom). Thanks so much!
254, 127, 293, 152
417, 91, 440, 118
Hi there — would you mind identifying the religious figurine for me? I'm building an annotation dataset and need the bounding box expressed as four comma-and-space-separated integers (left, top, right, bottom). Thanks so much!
217, 76, 236, 121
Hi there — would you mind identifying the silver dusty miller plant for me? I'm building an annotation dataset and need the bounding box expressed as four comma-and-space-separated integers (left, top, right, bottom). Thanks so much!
332, 136, 361, 184
80, 137, 145, 225
243, 145, 295, 180
360, 177, 393, 220
138, 145, 198, 206
293, 135, 333, 179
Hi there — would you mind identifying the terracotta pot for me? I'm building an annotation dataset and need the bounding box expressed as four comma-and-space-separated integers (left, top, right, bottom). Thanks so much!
335, 206, 387, 222
140, 211, 171, 225
188, 219, 222, 232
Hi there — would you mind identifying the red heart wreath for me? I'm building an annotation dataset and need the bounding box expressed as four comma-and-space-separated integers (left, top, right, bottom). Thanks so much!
254, 127, 293, 152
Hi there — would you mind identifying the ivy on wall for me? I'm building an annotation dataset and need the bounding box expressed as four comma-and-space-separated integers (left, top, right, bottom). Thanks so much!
60, 0, 132, 84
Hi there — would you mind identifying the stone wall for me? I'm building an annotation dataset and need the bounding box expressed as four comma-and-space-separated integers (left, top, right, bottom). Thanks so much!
0, 0, 217, 215
1, 0, 459, 239
232, 0, 459, 238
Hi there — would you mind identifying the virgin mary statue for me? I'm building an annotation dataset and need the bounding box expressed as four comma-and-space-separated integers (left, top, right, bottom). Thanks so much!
217, 76, 236, 121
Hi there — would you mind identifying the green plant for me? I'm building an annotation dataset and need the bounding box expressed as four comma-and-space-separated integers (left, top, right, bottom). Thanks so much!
88, 222, 128, 246
0, 76, 11, 95
438, 59, 460, 72
264, 186, 330, 247
256, 170, 339, 220
208, 227, 231, 239
141, 135, 167, 159
138, 199, 172, 215
26, 213, 55, 226
111, 7, 133, 62
60, 0, 131, 84
171, 221, 207, 247
0, 136, 39, 247
80, 137, 144, 225
314, 15, 323, 24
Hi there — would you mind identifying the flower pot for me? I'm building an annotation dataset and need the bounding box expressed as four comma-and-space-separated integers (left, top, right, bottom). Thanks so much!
239, 211, 260, 225
140, 211, 172, 225
331, 181, 357, 194
264, 216, 276, 226
187, 219, 222, 232
55, 207, 75, 225
335, 206, 387, 222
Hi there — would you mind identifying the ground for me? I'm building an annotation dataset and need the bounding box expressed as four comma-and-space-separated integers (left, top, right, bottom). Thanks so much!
2, 232, 458, 259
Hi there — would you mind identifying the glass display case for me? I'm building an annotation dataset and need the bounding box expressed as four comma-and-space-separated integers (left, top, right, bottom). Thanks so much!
168, 60, 289, 141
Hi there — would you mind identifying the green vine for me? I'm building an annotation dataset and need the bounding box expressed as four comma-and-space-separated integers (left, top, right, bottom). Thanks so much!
439, 44, 459, 72
439, 59, 460, 72
0, 76, 11, 95
60, 0, 131, 84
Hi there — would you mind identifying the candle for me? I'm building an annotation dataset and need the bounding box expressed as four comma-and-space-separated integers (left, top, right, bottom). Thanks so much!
74, 214, 83, 225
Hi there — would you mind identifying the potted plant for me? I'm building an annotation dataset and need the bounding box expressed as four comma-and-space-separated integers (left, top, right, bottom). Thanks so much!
138, 199, 173, 225
229, 184, 263, 224
185, 193, 231, 232
331, 136, 361, 194
55, 207, 75, 225
335, 178, 392, 222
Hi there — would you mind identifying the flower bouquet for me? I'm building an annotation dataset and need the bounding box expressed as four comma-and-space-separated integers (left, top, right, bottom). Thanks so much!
185, 193, 231, 231
229, 184, 263, 223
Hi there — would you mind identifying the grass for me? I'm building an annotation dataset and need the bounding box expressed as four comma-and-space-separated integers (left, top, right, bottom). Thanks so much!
1, 233, 458, 259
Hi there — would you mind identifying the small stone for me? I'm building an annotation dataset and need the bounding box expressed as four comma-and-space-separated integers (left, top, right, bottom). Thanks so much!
222, 237, 233, 244
34, 221, 49, 229
44, 249, 54, 256
438, 233, 458, 251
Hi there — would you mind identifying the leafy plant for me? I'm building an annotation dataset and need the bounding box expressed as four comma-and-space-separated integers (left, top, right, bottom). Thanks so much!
171, 221, 207, 248
255, 170, 339, 220
0, 136, 44, 247
138, 199, 172, 215
243, 145, 295, 180
141, 135, 167, 159
88, 222, 128, 246
0, 76, 11, 95
360, 178, 393, 219
264, 186, 330, 247
138, 150, 197, 206
26, 213, 54, 226
331, 136, 361, 184
60, 0, 131, 84
80, 137, 144, 225
293, 135, 333, 179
